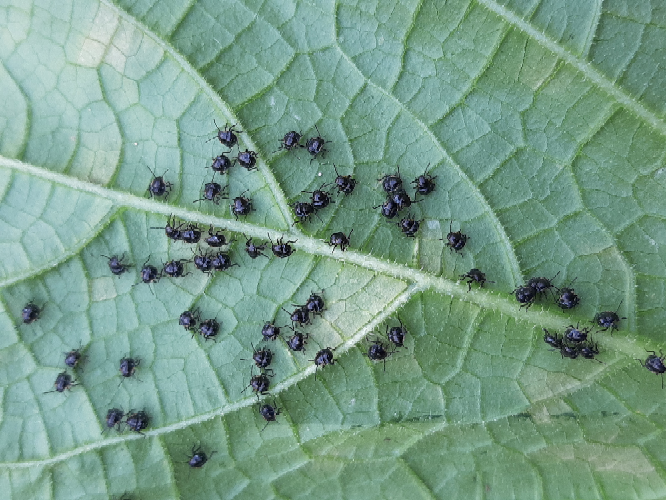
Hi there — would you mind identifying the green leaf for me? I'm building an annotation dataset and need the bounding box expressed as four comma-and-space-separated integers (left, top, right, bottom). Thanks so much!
2, 0, 666, 498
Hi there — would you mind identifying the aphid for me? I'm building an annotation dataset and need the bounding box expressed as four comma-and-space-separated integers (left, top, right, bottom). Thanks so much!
559, 344, 579, 359
44, 371, 76, 393
391, 189, 413, 211
305, 125, 329, 162
513, 285, 536, 310
365, 339, 392, 371
375, 198, 399, 219
378, 167, 403, 193
261, 322, 282, 341
292, 201, 317, 224
210, 153, 233, 174
312, 348, 335, 377
205, 226, 227, 247
542, 329, 563, 349
64, 346, 83, 368
237, 149, 258, 171
332, 164, 356, 195
304, 293, 325, 316
556, 286, 580, 310
244, 236, 267, 259
179, 309, 201, 332
210, 120, 241, 148
329, 229, 353, 252
283, 306, 310, 327
527, 272, 560, 298
139, 259, 160, 284
638, 350, 666, 388
119, 357, 140, 378
125, 410, 149, 434
192, 250, 214, 274
564, 323, 590, 343
194, 179, 227, 205
231, 192, 253, 219
304, 184, 334, 210
443, 223, 468, 254
22, 302, 41, 324
411, 166, 436, 195
180, 224, 202, 244
163, 259, 189, 278
259, 401, 281, 430
104, 408, 125, 433
284, 330, 309, 352
150, 214, 182, 241
593, 301, 626, 333
210, 252, 237, 272
146, 165, 172, 198
459, 268, 494, 292
189, 445, 215, 468
269, 234, 297, 258
579, 342, 601, 362
277, 131, 302, 152
243, 372, 271, 397
102, 254, 132, 276
199, 318, 220, 341
242, 344, 273, 371
397, 216, 421, 237
386, 319, 407, 347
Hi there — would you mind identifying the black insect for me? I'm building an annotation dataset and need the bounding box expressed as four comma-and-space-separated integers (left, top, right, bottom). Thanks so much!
269, 234, 297, 258
332, 164, 356, 195
459, 268, 494, 292
397, 216, 421, 237
259, 401, 281, 430
527, 272, 559, 298
179, 309, 200, 332
64, 346, 83, 368
284, 330, 309, 352
329, 229, 353, 252
22, 302, 41, 324
192, 250, 214, 274
283, 306, 310, 327
102, 254, 132, 276
139, 259, 160, 284
386, 319, 407, 347
559, 344, 579, 359
556, 285, 580, 310
189, 445, 215, 468
542, 329, 563, 349
638, 350, 666, 388
211, 120, 241, 148
125, 410, 149, 434
305, 293, 325, 316
443, 223, 468, 254
200, 318, 220, 341
211, 252, 237, 272
304, 184, 334, 210
150, 214, 182, 241
261, 322, 282, 341
375, 199, 399, 219
210, 153, 233, 174
579, 342, 601, 362
242, 344, 273, 371
379, 167, 403, 193
104, 408, 125, 433
146, 165, 172, 198
412, 166, 436, 195
180, 224, 202, 244
564, 323, 590, 343
365, 339, 392, 371
277, 130, 302, 152
593, 301, 626, 333
243, 372, 272, 397
237, 149, 258, 171
194, 179, 228, 205
205, 226, 227, 247
163, 259, 189, 278
244, 236, 268, 259
119, 357, 140, 378
312, 348, 335, 377
44, 371, 76, 393
513, 285, 536, 310
305, 125, 329, 162
391, 189, 413, 211
292, 201, 317, 224
231, 192, 253, 219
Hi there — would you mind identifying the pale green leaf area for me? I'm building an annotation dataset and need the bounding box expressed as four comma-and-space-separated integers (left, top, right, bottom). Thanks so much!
2, 0, 666, 497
